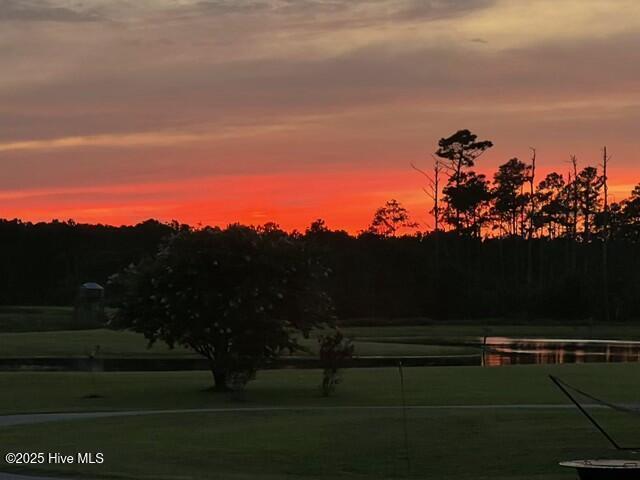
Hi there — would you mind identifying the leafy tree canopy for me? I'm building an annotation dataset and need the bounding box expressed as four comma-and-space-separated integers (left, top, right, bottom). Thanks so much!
367, 199, 418, 237
435, 129, 493, 170
108, 224, 334, 391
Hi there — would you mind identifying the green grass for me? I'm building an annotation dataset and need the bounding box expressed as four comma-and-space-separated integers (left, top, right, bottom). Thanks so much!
296, 336, 478, 356
342, 323, 640, 342
0, 409, 626, 480
5, 311, 640, 479
2, 363, 640, 415
7, 321, 633, 359
0, 306, 97, 332
0, 329, 194, 358
0, 329, 478, 358
2, 364, 640, 479
3, 308, 640, 359
3, 316, 640, 479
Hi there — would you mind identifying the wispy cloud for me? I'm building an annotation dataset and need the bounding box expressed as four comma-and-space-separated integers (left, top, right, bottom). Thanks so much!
0, 0, 101, 22
0, 131, 206, 153
0, 113, 330, 153
1, 0, 640, 229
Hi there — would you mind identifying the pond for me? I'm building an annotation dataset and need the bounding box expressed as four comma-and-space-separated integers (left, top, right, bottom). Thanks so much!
481, 336, 640, 366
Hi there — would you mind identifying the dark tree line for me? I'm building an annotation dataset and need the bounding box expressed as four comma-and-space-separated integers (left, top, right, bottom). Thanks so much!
411, 129, 637, 243
1, 129, 639, 321
305, 226, 640, 322
347, 129, 640, 321
0, 214, 639, 321
0, 219, 176, 305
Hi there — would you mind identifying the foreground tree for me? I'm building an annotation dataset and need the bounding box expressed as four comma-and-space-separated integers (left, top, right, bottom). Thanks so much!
108, 225, 334, 391
318, 329, 354, 397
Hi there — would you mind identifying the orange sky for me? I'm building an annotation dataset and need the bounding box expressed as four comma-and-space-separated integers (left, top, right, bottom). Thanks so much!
1, 0, 640, 232
2, 163, 638, 233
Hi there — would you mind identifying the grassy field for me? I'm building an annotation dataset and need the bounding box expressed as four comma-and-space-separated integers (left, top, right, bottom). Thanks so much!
2, 363, 640, 414
5, 309, 640, 359
2, 306, 640, 358
1, 409, 631, 480
342, 323, 640, 342
0, 305, 481, 357
2, 307, 640, 479
0, 329, 478, 358
4, 305, 640, 338
0, 306, 93, 332
2, 364, 640, 479
0, 329, 193, 358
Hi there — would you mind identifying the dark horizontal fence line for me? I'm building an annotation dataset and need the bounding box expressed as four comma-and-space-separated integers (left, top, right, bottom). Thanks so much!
0, 355, 481, 372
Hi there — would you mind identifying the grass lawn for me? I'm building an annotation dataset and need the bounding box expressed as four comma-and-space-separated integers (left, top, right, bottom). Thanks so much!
0, 306, 93, 332
3, 311, 640, 479
2, 363, 640, 479
2, 363, 640, 414
3, 306, 640, 359
0, 329, 478, 358
10, 317, 637, 360
342, 323, 640, 343
0, 409, 630, 480
0, 329, 194, 358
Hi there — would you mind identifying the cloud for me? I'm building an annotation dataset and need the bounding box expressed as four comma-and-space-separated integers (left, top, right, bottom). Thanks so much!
4, 29, 640, 149
393, 0, 494, 21
2, 0, 640, 210
195, 0, 495, 19
0, 118, 312, 153
0, 0, 100, 22
178, 0, 495, 31
191, 0, 272, 15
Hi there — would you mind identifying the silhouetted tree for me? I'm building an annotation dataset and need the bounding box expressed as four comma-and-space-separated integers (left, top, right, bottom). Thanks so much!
109, 225, 334, 391
569, 155, 580, 241
526, 148, 537, 286
599, 147, 611, 321
620, 184, 640, 240
527, 148, 537, 239
435, 129, 493, 233
4, 139, 640, 325
534, 172, 568, 238
575, 166, 604, 241
318, 329, 354, 396
367, 199, 418, 237
306, 218, 330, 235
442, 171, 492, 237
492, 157, 530, 236
412, 156, 443, 232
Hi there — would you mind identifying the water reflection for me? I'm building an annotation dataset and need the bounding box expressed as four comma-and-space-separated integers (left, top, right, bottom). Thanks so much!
481, 337, 640, 366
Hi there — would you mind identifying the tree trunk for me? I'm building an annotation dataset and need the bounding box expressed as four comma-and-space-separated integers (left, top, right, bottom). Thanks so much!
601, 146, 610, 322
527, 148, 536, 287
602, 240, 610, 321
210, 361, 230, 392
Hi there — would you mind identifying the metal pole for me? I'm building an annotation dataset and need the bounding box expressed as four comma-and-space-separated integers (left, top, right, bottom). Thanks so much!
549, 375, 622, 450
398, 361, 411, 475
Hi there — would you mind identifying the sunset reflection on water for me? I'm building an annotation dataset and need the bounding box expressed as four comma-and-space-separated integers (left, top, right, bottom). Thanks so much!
480, 337, 640, 366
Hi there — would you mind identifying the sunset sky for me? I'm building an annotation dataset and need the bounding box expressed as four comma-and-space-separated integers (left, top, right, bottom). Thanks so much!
2, 0, 640, 232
